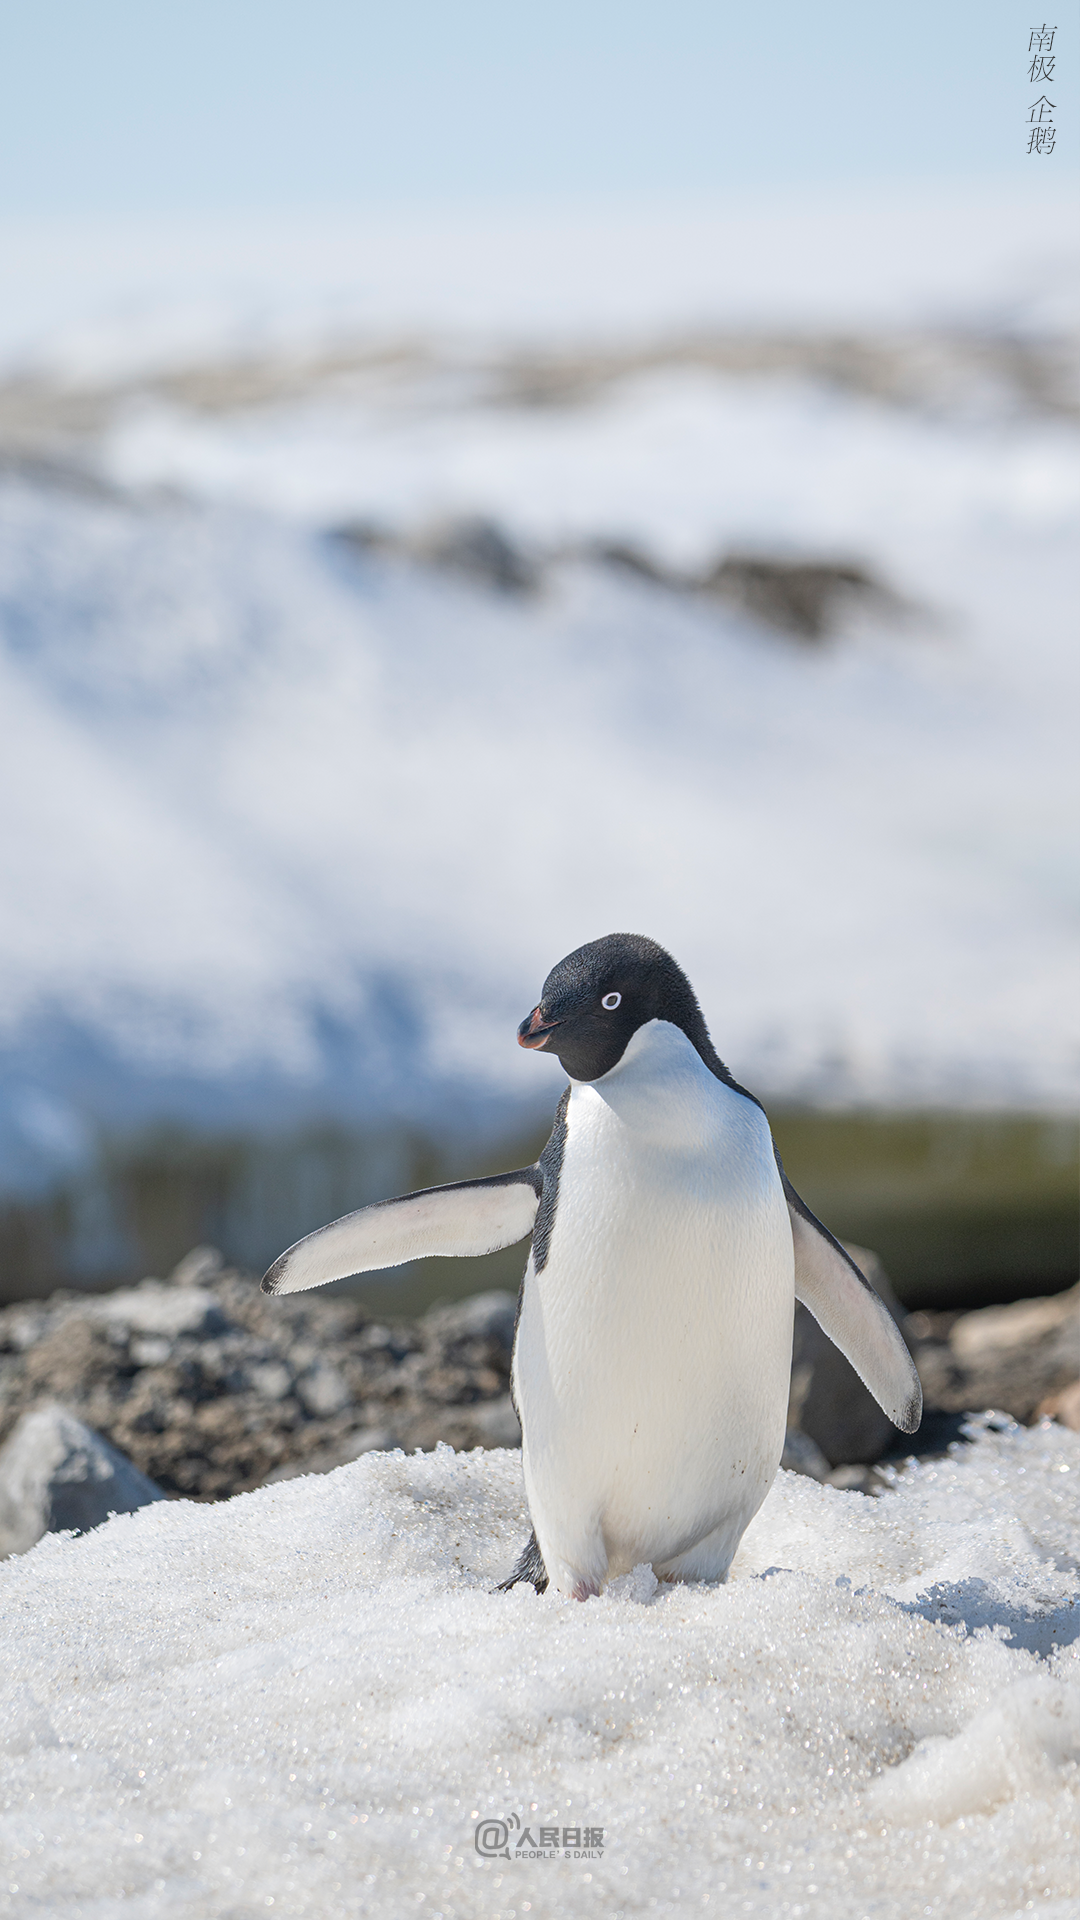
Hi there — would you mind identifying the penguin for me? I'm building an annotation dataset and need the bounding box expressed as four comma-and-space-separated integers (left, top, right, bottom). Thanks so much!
261, 933, 921, 1599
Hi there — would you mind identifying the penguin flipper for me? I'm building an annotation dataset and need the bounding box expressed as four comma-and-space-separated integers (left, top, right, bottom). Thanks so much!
261, 1167, 542, 1296
782, 1174, 922, 1434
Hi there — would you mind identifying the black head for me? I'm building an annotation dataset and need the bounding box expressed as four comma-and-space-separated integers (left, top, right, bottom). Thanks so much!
517, 933, 727, 1083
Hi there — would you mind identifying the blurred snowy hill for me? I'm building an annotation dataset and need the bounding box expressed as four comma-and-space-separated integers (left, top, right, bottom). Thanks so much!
0, 190, 1076, 1282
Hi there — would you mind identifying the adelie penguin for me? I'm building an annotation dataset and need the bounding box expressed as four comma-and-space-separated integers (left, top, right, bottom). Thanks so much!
262, 934, 921, 1600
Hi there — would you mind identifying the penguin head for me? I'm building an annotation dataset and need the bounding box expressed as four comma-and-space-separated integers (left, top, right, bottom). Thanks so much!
518, 933, 719, 1082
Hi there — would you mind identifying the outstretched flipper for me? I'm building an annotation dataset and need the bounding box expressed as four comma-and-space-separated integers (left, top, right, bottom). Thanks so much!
262, 1166, 542, 1296
780, 1167, 922, 1434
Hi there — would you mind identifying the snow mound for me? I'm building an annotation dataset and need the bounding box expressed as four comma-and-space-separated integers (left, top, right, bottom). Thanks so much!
1, 1418, 1076, 1917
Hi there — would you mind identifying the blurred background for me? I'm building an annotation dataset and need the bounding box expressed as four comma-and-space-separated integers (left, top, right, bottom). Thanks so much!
0, 0, 1077, 1314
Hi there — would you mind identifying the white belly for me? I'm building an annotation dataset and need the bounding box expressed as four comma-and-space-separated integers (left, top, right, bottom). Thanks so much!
513, 1021, 794, 1594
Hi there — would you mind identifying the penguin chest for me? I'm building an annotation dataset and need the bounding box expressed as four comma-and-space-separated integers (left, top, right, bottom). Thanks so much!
513, 1025, 794, 1572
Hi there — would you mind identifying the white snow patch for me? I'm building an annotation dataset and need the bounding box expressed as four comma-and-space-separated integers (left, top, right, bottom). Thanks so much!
867, 1676, 1080, 1827
0, 1419, 1077, 1917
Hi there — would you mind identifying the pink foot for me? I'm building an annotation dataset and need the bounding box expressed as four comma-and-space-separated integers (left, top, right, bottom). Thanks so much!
571, 1576, 602, 1602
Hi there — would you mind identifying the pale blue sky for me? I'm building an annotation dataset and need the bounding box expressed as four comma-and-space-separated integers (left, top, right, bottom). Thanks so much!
0, 1, 1074, 217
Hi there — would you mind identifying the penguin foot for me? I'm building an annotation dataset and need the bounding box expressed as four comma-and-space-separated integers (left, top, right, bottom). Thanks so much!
497, 1533, 604, 1601
496, 1529, 548, 1594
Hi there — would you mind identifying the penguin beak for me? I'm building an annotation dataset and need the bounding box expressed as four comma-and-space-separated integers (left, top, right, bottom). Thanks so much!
518, 1006, 560, 1050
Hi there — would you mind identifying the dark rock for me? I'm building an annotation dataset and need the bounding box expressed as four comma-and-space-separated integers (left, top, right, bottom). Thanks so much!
409, 517, 537, 593
331, 514, 539, 594
780, 1427, 831, 1481
0, 1258, 520, 1499
590, 540, 680, 587
423, 1290, 517, 1352
0, 1404, 165, 1557
887, 1407, 970, 1460
699, 553, 891, 640
263, 1425, 396, 1484
329, 510, 913, 640
471, 1395, 522, 1447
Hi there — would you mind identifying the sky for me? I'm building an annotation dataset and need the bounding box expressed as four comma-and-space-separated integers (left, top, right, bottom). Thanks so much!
0, 0, 1075, 219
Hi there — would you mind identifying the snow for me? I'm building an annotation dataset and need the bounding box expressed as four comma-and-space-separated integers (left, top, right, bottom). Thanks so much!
2, 183, 1079, 378
0, 186, 1076, 381
0, 1417, 1076, 1918
0, 188, 1077, 1184
0, 374, 1076, 1173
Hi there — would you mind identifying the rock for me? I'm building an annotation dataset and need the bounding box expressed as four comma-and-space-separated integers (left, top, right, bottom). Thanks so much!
263, 1426, 396, 1484
0, 1405, 165, 1557
330, 518, 396, 558
0, 1266, 509, 1497
409, 517, 537, 593
96, 1281, 228, 1340
913, 1284, 1078, 1426
424, 1290, 518, 1353
591, 540, 679, 587
6, 1247, 1067, 1505
0, 1265, 520, 1497
295, 1363, 351, 1418
1037, 1381, 1080, 1431
827, 1463, 888, 1495
345, 1425, 396, 1457
472, 1395, 522, 1448
780, 1428, 831, 1481
20, 1314, 117, 1399
788, 1246, 914, 1467
247, 1360, 293, 1401
168, 1246, 226, 1288
950, 1290, 1077, 1363
699, 553, 890, 640
1, 1307, 50, 1353
129, 1336, 172, 1368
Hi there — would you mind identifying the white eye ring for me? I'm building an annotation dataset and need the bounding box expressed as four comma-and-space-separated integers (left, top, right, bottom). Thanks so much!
601, 992, 622, 1010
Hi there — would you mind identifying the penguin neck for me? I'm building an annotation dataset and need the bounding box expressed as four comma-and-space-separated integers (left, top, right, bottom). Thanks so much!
571, 1019, 738, 1145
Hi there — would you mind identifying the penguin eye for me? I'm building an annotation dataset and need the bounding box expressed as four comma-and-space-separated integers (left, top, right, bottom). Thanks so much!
601, 992, 622, 1010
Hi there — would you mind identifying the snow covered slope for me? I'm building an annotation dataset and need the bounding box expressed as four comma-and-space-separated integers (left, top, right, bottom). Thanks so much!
1, 186, 1075, 376
0, 193, 1076, 1193
0, 1419, 1076, 1918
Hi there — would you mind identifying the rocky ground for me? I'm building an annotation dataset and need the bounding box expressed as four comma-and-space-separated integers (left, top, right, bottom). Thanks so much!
0, 1244, 1076, 1556
0, 1248, 524, 1506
